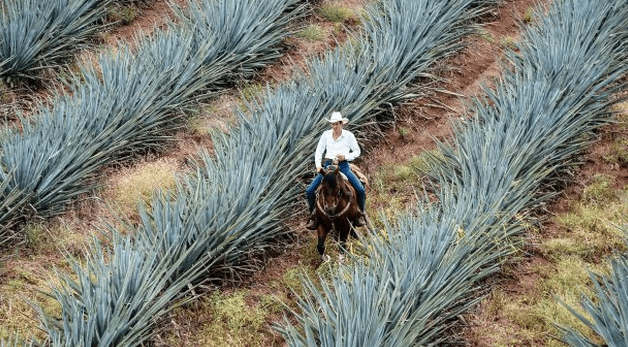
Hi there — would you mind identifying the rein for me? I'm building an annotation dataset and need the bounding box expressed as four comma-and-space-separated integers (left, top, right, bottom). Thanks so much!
315, 185, 353, 219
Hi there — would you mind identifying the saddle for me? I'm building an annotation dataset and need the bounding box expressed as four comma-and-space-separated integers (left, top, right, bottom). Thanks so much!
350, 164, 369, 191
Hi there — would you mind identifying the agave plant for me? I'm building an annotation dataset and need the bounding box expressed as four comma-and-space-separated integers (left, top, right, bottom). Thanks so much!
38, 231, 216, 347
0, 171, 30, 246
0, 0, 111, 79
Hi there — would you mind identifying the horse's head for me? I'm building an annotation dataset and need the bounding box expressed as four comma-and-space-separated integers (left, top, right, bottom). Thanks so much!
318, 165, 350, 216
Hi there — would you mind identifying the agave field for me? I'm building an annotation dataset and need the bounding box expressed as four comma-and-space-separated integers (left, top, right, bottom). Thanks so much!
1, 0, 628, 346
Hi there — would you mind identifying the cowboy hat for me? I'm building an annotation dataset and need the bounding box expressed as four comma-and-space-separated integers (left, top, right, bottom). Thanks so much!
327, 111, 349, 124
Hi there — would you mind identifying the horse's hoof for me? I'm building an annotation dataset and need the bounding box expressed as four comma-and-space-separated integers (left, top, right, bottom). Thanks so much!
320, 254, 330, 263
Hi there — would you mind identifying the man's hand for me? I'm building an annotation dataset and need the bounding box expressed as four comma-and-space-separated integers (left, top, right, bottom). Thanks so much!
316, 166, 322, 174
335, 154, 345, 162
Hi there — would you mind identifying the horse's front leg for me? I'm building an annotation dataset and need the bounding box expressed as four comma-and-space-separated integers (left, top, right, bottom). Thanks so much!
337, 218, 351, 256
317, 225, 330, 262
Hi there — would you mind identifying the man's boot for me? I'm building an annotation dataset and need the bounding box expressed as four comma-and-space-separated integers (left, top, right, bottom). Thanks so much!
355, 210, 367, 227
306, 211, 318, 230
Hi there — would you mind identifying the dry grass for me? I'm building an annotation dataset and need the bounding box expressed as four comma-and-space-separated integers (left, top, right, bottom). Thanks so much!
0, 250, 64, 342
104, 158, 179, 219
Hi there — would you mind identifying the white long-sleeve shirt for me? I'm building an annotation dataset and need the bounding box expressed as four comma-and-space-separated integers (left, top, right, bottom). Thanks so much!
314, 129, 361, 166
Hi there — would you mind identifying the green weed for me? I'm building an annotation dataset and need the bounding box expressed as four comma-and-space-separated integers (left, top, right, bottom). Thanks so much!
21, 222, 45, 248
604, 137, 628, 165
282, 268, 309, 294
500, 36, 517, 50
544, 204, 626, 260
56, 61, 84, 85
472, 172, 626, 345
188, 290, 273, 347
581, 174, 617, 206
408, 149, 443, 176
0, 267, 60, 342
204, 103, 218, 114
397, 125, 410, 139
367, 151, 443, 227
317, 5, 354, 23
108, 6, 138, 24
541, 176, 627, 260
240, 82, 264, 103
369, 164, 417, 225
0, 80, 10, 103
477, 29, 495, 44
295, 24, 327, 41
475, 258, 605, 346
186, 115, 209, 136
523, 7, 534, 23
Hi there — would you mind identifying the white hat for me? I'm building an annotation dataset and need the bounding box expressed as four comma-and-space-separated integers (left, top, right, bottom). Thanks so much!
327, 111, 349, 124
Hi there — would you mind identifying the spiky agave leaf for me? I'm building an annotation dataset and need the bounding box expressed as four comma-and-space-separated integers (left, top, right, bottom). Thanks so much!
299, 0, 497, 139
141, 12, 490, 282
140, 104, 312, 283
557, 253, 628, 347
432, 0, 628, 198
0, 170, 31, 245
278, 192, 528, 347
0, 0, 111, 78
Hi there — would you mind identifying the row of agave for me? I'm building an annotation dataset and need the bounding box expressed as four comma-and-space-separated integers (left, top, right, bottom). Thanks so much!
0, 0, 152, 80
277, 0, 628, 345
0, 0, 307, 245
1, 0, 503, 345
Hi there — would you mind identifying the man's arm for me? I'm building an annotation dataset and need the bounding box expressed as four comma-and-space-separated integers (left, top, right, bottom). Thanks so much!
344, 132, 360, 161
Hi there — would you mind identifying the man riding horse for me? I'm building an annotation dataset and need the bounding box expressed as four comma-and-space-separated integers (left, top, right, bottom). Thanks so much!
306, 111, 366, 230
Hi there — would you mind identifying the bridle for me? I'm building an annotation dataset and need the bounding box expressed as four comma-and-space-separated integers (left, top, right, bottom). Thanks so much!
315, 182, 353, 219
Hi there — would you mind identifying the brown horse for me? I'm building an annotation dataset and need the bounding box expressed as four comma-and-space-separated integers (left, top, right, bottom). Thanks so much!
314, 164, 368, 261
